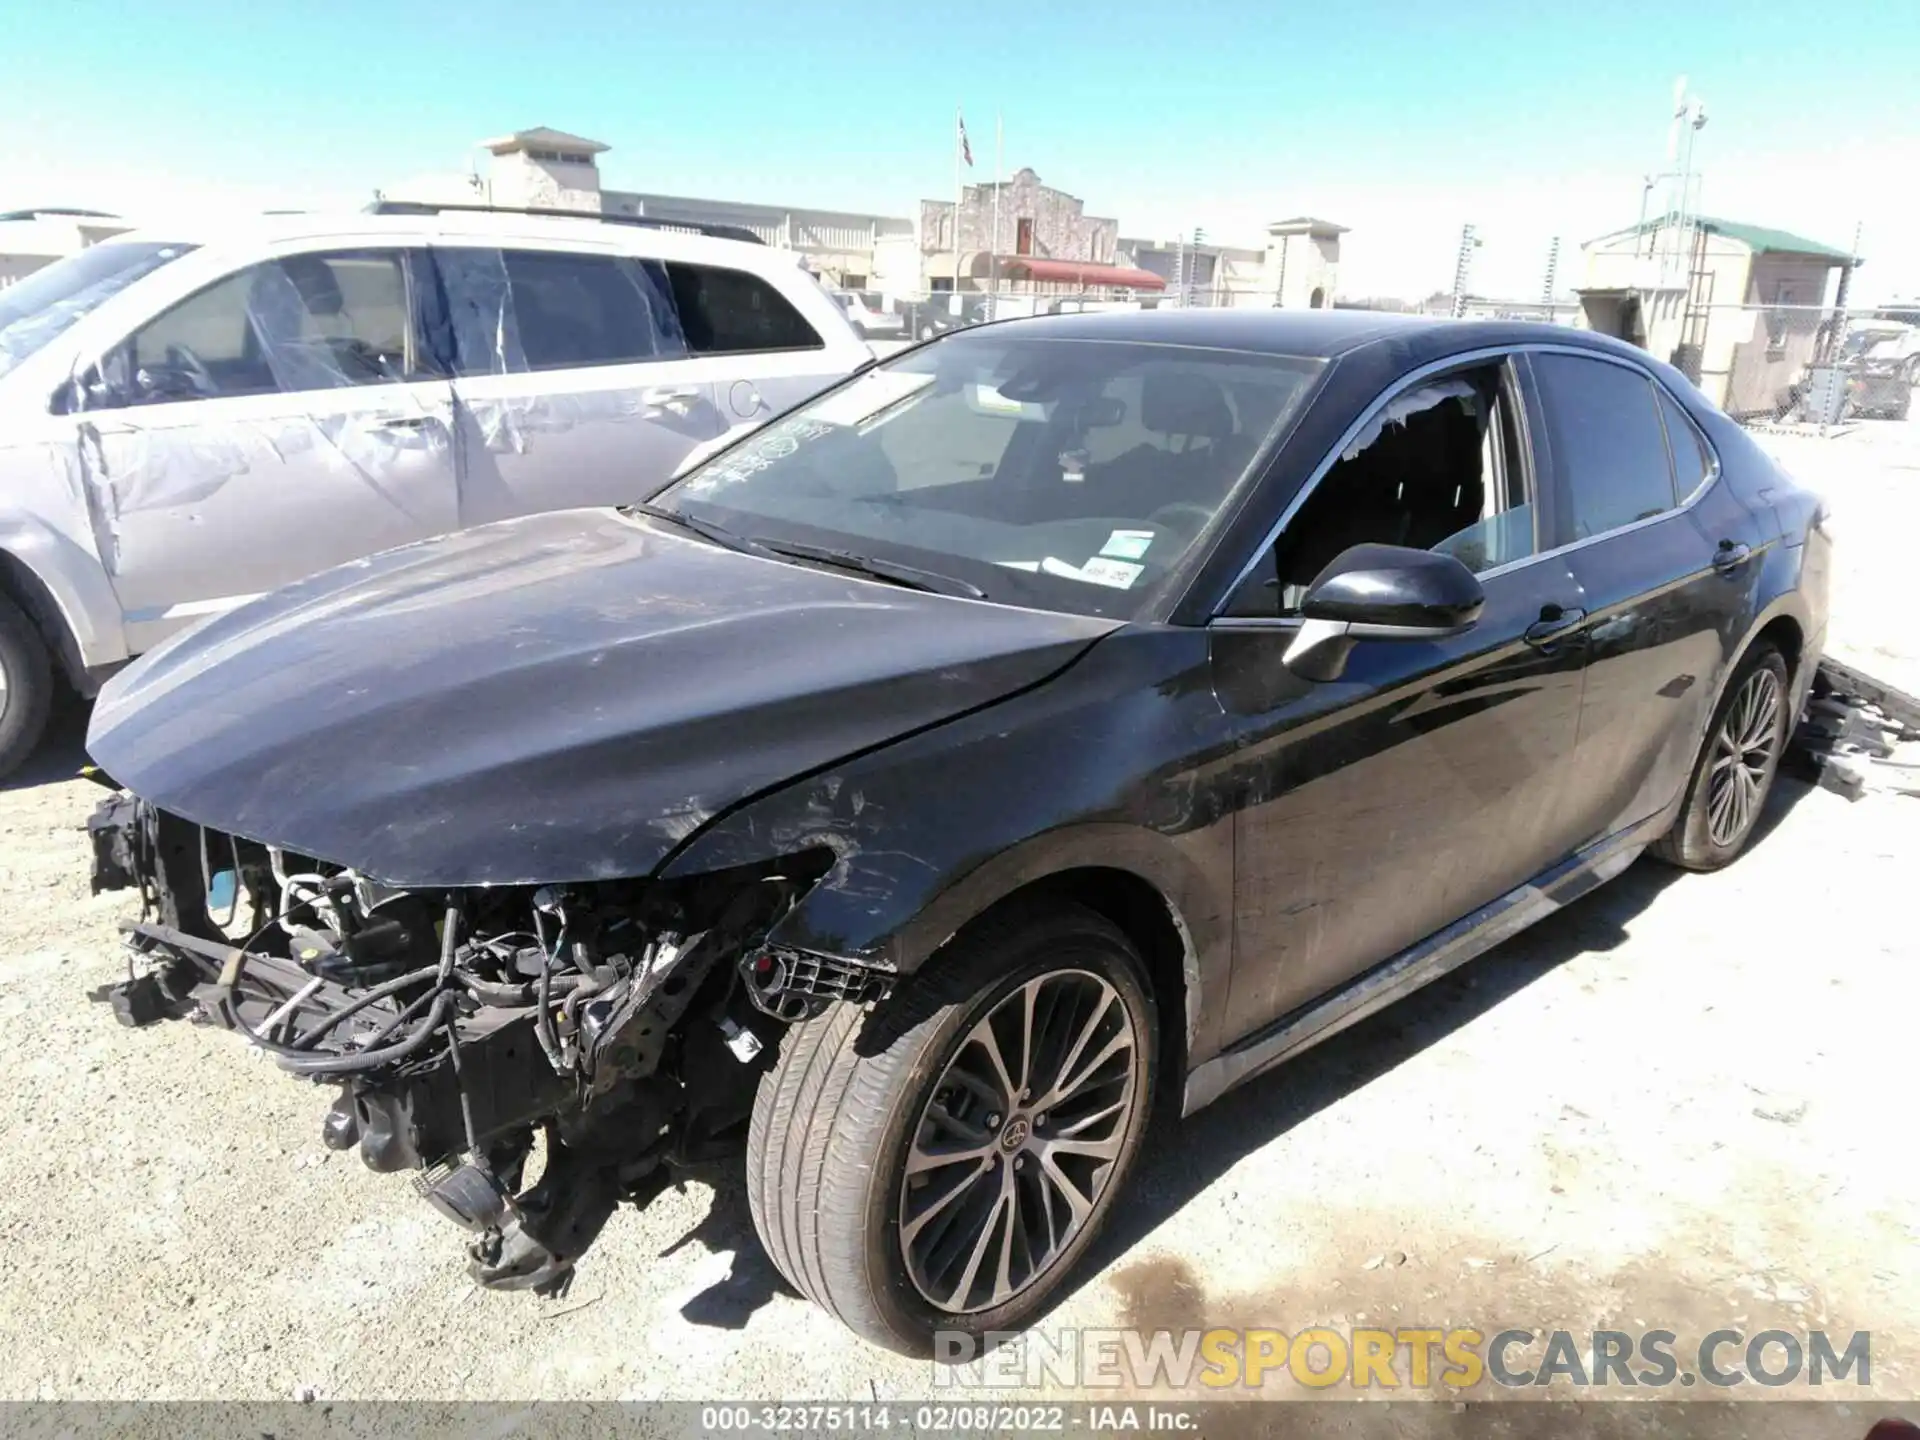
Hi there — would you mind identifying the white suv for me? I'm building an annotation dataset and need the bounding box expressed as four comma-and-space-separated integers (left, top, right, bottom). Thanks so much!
0, 207, 873, 774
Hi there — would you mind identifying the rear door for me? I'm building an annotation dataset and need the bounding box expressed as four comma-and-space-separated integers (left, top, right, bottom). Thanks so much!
77, 244, 460, 652
1525, 349, 1770, 843
433, 244, 726, 526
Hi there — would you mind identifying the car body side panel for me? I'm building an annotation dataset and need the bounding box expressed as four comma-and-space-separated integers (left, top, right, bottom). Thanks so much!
0, 498, 130, 675
659, 626, 1244, 1068
1555, 512, 1761, 842
84, 376, 466, 653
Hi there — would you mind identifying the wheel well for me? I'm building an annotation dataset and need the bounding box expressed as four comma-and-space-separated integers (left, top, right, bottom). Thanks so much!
0, 551, 81, 692
1754, 614, 1804, 686
968, 866, 1191, 1076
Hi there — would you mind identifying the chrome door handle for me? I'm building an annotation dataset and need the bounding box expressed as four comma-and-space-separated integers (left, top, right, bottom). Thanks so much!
367, 413, 443, 445
642, 385, 700, 412
1524, 605, 1587, 647
1712, 540, 1752, 575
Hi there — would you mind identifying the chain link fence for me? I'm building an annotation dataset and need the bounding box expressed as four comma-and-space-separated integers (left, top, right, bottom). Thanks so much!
854, 287, 1919, 441
1698, 305, 1919, 431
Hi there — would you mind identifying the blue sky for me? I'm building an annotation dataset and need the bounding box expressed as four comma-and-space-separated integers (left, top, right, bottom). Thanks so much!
7, 0, 1918, 299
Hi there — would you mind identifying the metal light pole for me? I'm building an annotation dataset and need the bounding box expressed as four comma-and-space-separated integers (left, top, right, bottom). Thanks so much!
1451, 224, 1481, 318
1660, 78, 1708, 282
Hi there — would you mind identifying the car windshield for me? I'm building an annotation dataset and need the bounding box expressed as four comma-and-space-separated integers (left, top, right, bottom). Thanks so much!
649, 331, 1322, 618
0, 240, 195, 382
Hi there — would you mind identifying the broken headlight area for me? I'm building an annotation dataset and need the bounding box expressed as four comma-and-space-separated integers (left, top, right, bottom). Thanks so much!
86, 793, 892, 1296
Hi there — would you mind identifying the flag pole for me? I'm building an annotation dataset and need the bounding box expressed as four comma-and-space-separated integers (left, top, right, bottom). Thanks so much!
953, 105, 964, 293
989, 112, 1002, 313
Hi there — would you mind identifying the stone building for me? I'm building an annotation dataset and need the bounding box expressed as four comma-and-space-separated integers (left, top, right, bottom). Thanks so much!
920, 169, 1163, 294
386, 128, 920, 295
1118, 217, 1346, 308
1262, 217, 1346, 310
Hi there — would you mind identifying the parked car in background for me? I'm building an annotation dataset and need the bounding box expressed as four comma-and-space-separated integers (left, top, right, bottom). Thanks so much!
903, 292, 997, 339
1838, 319, 1918, 420
90, 310, 1827, 1354
0, 207, 872, 776
831, 289, 905, 339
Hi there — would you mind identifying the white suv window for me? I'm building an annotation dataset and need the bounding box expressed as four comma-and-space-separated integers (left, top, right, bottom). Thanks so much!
107, 249, 415, 406
663, 262, 823, 355
491, 250, 686, 372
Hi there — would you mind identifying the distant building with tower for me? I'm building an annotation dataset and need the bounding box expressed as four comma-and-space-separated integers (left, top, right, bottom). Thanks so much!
1576, 214, 1856, 414
385, 127, 1350, 308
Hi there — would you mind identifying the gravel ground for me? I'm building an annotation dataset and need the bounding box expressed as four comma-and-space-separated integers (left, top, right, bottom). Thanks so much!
0, 416, 1913, 1404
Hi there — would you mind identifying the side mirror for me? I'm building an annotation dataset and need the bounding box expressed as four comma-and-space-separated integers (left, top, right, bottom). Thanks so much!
1283, 543, 1485, 682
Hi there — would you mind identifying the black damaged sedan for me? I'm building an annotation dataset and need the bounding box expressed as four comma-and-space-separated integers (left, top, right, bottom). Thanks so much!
86, 310, 1830, 1354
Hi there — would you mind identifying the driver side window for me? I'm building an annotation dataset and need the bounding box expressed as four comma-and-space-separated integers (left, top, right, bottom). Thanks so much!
99, 249, 415, 409
126, 269, 273, 400
1222, 359, 1534, 617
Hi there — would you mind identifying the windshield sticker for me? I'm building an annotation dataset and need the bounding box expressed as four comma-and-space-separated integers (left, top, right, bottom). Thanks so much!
1040, 556, 1144, 589
679, 413, 845, 492
1100, 529, 1156, 561
996, 559, 1042, 572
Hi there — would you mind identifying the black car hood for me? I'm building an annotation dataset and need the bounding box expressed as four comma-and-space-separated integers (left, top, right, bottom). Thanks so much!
88, 509, 1117, 886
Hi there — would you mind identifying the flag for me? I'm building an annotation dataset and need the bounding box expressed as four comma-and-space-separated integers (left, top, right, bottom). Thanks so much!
958, 113, 974, 168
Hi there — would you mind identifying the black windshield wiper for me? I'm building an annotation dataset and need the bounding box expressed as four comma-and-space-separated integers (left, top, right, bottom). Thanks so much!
754, 540, 986, 600
629, 502, 775, 558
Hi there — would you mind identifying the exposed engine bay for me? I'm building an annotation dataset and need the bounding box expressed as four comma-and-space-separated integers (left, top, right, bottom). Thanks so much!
85, 789, 892, 1295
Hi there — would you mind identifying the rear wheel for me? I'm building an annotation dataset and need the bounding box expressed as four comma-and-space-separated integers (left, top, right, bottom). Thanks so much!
0, 592, 55, 782
747, 903, 1156, 1355
1650, 643, 1791, 870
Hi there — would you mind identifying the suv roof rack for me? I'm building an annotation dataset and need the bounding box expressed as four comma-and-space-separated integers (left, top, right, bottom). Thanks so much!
363, 200, 765, 246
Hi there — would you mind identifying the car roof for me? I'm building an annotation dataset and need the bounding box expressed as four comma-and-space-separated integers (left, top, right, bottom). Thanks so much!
975, 306, 1643, 364
94, 210, 792, 267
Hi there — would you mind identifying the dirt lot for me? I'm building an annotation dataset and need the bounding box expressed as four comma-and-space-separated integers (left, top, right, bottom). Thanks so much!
0, 420, 1914, 1404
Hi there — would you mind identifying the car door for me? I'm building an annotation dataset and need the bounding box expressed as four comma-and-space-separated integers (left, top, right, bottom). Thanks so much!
75, 245, 460, 652
1524, 350, 1771, 844
1207, 354, 1592, 1039
432, 244, 727, 527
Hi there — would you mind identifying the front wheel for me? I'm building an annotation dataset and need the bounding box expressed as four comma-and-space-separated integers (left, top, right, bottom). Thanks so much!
1650, 643, 1791, 870
0, 592, 55, 782
747, 903, 1156, 1355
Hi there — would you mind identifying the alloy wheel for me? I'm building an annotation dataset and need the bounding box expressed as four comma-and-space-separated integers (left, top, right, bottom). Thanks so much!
899, 968, 1139, 1314
1707, 667, 1784, 848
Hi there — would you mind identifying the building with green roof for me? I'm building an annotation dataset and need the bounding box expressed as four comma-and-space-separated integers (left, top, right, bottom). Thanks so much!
1575, 214, 1857, 414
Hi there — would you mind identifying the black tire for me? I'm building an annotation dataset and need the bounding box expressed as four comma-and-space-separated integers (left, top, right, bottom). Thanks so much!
1649, 643, 1791, 871
0, 591, 55, 782
747, 902, 1157, 1356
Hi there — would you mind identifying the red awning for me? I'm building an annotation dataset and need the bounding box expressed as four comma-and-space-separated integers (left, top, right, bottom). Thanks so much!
998, 258, 1167, 291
